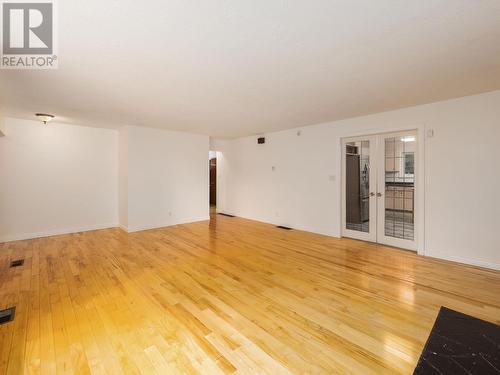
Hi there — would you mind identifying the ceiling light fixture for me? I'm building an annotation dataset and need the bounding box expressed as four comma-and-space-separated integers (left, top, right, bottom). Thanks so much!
35, 113, 55, 125
401, 136, 415, 142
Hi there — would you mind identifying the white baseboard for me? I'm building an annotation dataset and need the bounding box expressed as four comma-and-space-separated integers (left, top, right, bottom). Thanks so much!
424, 252, 500, 271
228, 212, 339, 238
216, 212, 500, 271
126, 217, 210, 233
0, 217, 212, 242
0, 223, 119, 243
118, 224, 129, 232
4, 218, 498, 272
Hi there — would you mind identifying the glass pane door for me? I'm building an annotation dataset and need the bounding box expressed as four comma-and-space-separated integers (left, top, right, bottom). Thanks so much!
342, 136, 377, 242
377, 131, 417, 250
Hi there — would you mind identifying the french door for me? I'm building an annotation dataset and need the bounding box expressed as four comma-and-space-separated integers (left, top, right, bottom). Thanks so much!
341, 131, 417, 251
341, 135, 378, 243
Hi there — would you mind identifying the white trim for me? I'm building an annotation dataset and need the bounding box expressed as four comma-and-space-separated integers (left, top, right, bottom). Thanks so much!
341, 135, 378, 243
376, 130, 418, 251
337, 124, 426, 255
216, 151, 221, 213
0, 223, 119, 243
226, 212, 339, 238
416, 125, 426, 255
424, 253, 500, 272
119, 224, 129, 232
0, 217, 213, 242
208, 152, 212, 215
126, 217, 210, 233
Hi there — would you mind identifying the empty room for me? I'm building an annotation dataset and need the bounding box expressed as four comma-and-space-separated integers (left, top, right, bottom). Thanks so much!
1, 1, 500, 374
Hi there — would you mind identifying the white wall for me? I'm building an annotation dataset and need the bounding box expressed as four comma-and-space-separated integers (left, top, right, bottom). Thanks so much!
214, 90, 500, 270
0, 118, 118, 242
2, 91, 499, 270
0, 110, 5, 137
118, 127, 129, 229
121, 126, 209, 232
0, 120, 211, 241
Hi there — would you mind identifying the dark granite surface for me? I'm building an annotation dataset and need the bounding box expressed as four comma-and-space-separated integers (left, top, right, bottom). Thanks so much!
414, 306, 500, 374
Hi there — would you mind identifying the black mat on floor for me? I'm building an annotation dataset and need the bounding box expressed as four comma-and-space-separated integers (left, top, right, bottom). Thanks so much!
413, 306, 500, 374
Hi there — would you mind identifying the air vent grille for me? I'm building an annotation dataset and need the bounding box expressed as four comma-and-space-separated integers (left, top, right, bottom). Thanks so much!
10, 259, 24, 268
0, 307, 15, 325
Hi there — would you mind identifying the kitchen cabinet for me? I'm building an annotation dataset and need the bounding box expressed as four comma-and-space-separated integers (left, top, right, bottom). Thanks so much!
385, 186, 414, 212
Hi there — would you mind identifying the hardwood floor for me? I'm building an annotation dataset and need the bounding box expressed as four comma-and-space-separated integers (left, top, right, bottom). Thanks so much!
1, 215, 500, 374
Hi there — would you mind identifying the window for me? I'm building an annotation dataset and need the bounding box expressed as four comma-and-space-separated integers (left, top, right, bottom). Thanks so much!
403, 152, 414, 175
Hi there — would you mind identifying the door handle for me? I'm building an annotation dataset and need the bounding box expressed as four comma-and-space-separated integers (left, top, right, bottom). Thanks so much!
377, 192, 383, 197
370, 192, 375, 197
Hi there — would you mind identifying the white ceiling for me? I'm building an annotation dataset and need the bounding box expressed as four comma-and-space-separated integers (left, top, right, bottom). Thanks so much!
1, 0, 500, 138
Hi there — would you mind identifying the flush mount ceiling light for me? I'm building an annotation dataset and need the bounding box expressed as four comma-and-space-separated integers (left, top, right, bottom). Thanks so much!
401, 136, 416, 142
35, 113, 55, 125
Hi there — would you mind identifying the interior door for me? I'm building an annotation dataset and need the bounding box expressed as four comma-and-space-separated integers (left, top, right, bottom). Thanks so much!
342, 136, 377, 242
209, 158, 217, 206
376, 131, 417, 250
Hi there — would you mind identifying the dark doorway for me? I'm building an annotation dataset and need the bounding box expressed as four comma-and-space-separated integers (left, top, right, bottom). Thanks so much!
210, 157, 217, 207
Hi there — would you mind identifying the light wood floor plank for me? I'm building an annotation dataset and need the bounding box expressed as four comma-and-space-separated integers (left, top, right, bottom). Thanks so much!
1, 214, 500, 374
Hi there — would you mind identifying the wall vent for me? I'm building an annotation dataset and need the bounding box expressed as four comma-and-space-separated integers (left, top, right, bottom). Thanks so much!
257, 137, 265, 144
0, 307, 15, 325
10, 259, 24, 268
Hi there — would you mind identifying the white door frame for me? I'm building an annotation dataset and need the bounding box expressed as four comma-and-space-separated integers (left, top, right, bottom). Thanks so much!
341, 135, 378, 243
376, 130, 418, 251
339, 126, 425, 255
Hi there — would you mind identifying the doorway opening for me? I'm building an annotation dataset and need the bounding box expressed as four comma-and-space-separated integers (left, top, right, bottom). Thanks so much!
341, 130, 418, 251
209, 151, 217, 216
